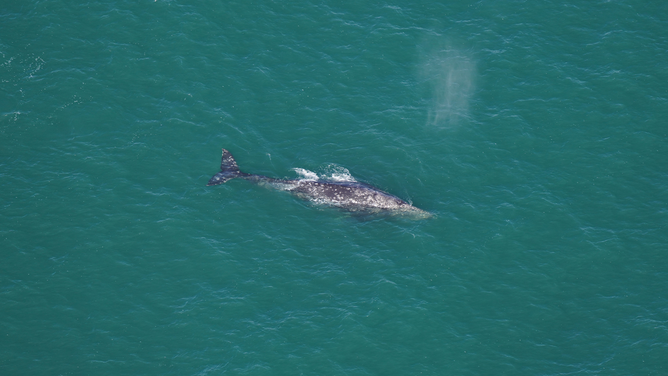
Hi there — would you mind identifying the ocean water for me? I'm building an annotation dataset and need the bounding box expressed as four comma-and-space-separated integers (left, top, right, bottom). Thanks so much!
2, 0, 667, 375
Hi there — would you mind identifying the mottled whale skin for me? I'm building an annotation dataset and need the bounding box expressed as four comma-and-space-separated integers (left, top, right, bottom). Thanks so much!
207, 149, 431, 218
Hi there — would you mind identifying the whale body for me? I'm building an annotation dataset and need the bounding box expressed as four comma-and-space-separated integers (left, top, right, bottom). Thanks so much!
207, 149, 430, 218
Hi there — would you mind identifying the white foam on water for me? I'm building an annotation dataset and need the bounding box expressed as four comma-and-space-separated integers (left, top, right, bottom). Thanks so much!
322, 164, 356, 182
292, 168, 319, 181
292, 164, 357, 182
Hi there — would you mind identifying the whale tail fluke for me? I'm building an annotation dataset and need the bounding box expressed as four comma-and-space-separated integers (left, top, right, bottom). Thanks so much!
207, 149, 247, 186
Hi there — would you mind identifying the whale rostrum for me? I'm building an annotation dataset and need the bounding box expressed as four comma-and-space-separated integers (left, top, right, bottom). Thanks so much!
207, 149, 431, 218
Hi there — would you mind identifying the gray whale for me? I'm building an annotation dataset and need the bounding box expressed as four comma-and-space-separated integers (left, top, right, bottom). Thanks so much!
207, 149, 430, 218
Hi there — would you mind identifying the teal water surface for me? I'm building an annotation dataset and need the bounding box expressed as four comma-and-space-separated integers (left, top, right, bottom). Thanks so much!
2, 1, 667, 375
